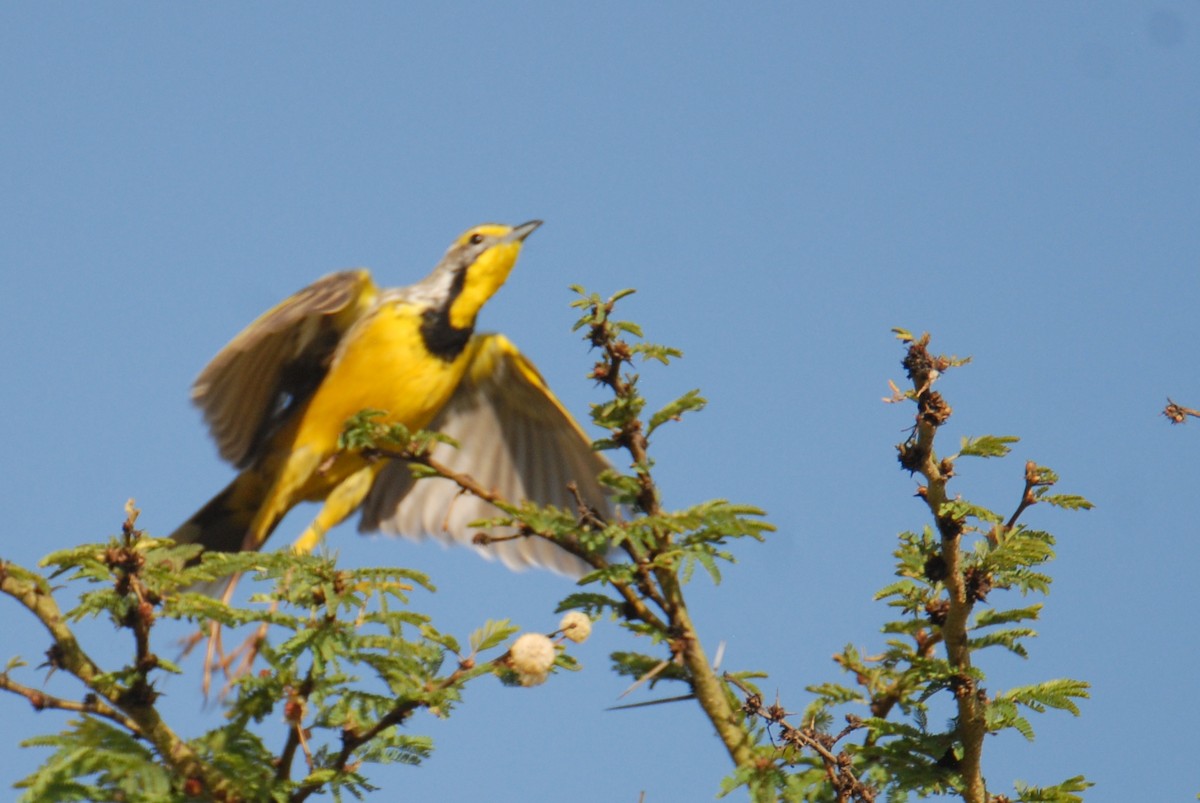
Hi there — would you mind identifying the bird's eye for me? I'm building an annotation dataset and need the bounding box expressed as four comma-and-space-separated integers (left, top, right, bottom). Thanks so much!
468, 233, 485, 245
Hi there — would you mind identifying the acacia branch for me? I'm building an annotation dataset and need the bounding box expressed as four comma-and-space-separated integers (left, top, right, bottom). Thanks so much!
0, 555, 241, 802
289, 650, 499, 801
897, 334, 987, 803
276, 669, 317, 783
1163, 398, 1200, 423
999, 461, 1043, 535
0, 672, 142, 734
366, 289, 759, 781
726, 674, 874, 802
368, 445, 674, 635
581, 294, 754, 771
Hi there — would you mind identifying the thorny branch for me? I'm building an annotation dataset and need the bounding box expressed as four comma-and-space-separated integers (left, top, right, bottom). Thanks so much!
364, 443, 673, 635
289, 620, 574, 802
0, 672, 142, 734
726, 674, 876, 803
894, 333, 987, 803
577, 291, 754, 769
370, 290, 756, 772
1163, 398, 1200, 424
997, 461, 1051, 538
0, 504, 243, 802
287, 662, 467, 803
3, 499, 592, 801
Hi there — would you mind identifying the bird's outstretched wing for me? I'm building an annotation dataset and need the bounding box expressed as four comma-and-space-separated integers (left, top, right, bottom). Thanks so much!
359, 333, 612, 575
192, 269, 379, 468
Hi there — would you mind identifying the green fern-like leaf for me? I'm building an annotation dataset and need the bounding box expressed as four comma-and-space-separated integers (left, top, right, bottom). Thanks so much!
631, 342, 683, 364
805, 682, 866, 706
972, 604, 1042, 629
939, 499, 1004, 525
555, 592, 624, 615
958, 435, 1020, 458
468, 619, 518, 653
647, 389, 706, 435
1035, 493, 1094, 511
18, 717, 174, 803
1013, 775, 1093, 802
967, 627, 1036, 658
996, 679, 1090, 716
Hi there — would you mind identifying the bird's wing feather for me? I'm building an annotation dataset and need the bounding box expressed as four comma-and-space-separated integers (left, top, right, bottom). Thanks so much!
360, 333, 611, 575
192, 269, 378, 468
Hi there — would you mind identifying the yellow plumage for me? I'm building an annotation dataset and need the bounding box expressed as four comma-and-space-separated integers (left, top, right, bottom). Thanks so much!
172, 222, 609, 574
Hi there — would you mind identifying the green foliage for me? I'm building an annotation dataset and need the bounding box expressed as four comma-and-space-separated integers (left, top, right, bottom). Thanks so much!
563, 289, 775, 591
554, 592, 624, 616
1, 299, 1097, 803
2, 528, 582, 801
647, 388, 706, 436
940, 498, 1006, 525
722, 333, 1093, 803
958, 435, 1020, 459
1037, 494, 1094, 512
1014, 775, 1094, 803
468, 619, 519, 653
18, 718, 174, 802
609, 651, 690, 686
810, 488, 1091, 798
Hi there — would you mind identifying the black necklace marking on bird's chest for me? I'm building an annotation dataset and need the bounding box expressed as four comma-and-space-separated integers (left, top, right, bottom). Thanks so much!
420, 307, 472, 362
419, 266, 472, 361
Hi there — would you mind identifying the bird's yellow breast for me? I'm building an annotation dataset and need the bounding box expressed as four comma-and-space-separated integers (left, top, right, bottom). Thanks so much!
255, 299, 471, 506
299, 300, 468, 452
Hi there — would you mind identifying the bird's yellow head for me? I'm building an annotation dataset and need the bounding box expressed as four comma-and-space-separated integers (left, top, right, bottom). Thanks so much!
444, 220, 541, 330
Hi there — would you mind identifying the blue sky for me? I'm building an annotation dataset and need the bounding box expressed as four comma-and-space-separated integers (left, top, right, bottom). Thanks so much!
2, 4, 1198, 801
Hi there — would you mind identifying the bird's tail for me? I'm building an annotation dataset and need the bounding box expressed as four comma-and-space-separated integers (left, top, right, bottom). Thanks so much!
171, 470, 272, 553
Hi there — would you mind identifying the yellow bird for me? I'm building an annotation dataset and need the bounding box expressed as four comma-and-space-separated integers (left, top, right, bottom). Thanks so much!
172, 221, 609, 574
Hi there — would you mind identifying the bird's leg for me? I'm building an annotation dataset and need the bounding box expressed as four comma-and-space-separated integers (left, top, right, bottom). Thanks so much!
292, 464, 382, 554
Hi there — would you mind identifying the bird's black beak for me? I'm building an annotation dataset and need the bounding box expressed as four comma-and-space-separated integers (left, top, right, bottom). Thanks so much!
510, 220, 543, 242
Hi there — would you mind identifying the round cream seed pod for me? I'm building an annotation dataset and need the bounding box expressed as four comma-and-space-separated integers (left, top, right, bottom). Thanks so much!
510, 632, 556, 677
559, 611, 592, 644
517, 671, 549, 687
